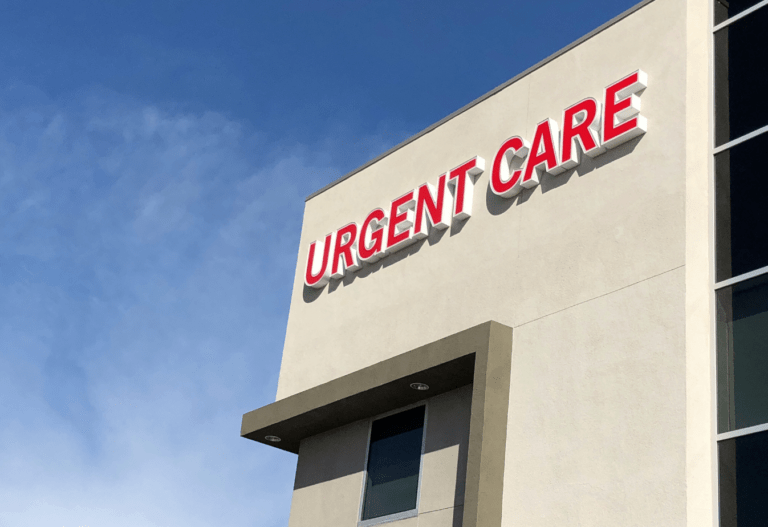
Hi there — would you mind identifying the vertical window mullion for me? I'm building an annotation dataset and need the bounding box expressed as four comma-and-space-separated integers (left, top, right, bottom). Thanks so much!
715, 4, 768, 527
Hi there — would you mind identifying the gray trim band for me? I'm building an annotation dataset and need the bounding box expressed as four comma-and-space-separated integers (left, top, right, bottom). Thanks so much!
305, 0, 657, 202
240, 320, 513, 527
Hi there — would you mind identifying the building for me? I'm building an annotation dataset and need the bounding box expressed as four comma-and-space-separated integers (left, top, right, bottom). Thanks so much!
240, 0, 768, 525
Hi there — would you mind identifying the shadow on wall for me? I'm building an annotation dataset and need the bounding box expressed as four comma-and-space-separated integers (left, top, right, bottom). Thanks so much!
291, 405, 469, 491
293, 385, 472, 527
422, 385, 472, 517
302, 216, 454, 303
485, 134, 642, 216
304, 134, 642, 303
292, 420, 369, 491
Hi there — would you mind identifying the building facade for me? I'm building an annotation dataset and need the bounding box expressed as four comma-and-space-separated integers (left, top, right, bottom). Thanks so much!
241, 0, 768, 525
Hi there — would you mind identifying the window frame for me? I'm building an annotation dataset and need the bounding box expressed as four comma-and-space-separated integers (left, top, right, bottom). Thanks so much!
712, 0, 768, 298
712, 2, 768, 525
714, 0, 768, 31
712, 2, 768, 148
715, 273, 768, 432
357, 401, 429, 527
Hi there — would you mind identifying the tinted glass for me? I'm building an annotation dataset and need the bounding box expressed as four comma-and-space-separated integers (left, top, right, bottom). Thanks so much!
714, 7, 768, 146
717, 274, 768, 433
361, 406, 425, 521
715, 132, 768, 281
715, 0, 767, 24
719, 430, 768, 527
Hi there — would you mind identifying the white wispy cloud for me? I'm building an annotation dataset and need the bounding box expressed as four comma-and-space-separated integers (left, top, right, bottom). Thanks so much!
0, 84, 410, 527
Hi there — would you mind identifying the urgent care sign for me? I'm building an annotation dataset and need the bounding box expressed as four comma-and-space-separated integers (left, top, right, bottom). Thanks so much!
305, 70, 648, 288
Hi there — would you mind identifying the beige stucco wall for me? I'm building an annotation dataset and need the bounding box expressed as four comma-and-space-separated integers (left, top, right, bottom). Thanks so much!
277, 0, 716, 525
502, 267, 686, 525
684, 0, 716, 526
288, 386, 472, 527
278, 0, 687, 398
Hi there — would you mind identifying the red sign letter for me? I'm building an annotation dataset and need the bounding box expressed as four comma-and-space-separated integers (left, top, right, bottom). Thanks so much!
386, 191, 416, 253
603, 70, 648, 149
413, 174, 451, 239
522, 119, 564, 188
491, 136, 530, 198
358, 208, 388, 262
561, 97, 603, 170
448, 157, 485, 220
331, 222, 360, 279
304, 232, 335, 288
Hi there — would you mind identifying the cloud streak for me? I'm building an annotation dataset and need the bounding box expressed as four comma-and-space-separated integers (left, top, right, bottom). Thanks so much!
0, 85, 408, 527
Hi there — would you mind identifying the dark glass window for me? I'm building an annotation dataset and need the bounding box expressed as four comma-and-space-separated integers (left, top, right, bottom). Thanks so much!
717, 274, 768, 433
715, 132, 768, 281
719, 430, 768, 527
715, 0, 767, 24
714, 6, 768, 146
361, 406, 425, 521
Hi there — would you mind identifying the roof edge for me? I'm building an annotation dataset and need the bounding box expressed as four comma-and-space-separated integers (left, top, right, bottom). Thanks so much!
305, 0, 656, 202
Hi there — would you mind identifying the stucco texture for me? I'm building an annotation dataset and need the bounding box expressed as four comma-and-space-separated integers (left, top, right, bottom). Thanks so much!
277, 0, 686, 400
277, 0, 714, 525
288, 386, 472, 527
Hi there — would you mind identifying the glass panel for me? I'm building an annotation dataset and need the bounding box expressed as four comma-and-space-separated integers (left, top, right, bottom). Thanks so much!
717, 274, 768, 433
719, 430, 768, 527
714, 6, 768, 146
715, 132, 768, 281
361, 406, 425, 521
715, 0, 767, 24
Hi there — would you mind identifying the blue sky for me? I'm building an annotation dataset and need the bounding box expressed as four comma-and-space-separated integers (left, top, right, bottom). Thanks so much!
0, 1, 640, 525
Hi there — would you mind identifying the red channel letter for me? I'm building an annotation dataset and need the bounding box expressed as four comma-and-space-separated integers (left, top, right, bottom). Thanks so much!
358, 208, 387, 262
413, 174, 450, 239
522, 119, 563, 187
331, 222, 359, 278
561, 97, 603, 169
304, 232, 334, 288
603, 70, 648, 149
491, 136, 530, 198
386, 191, 416, 253
448, 157, 485, 220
